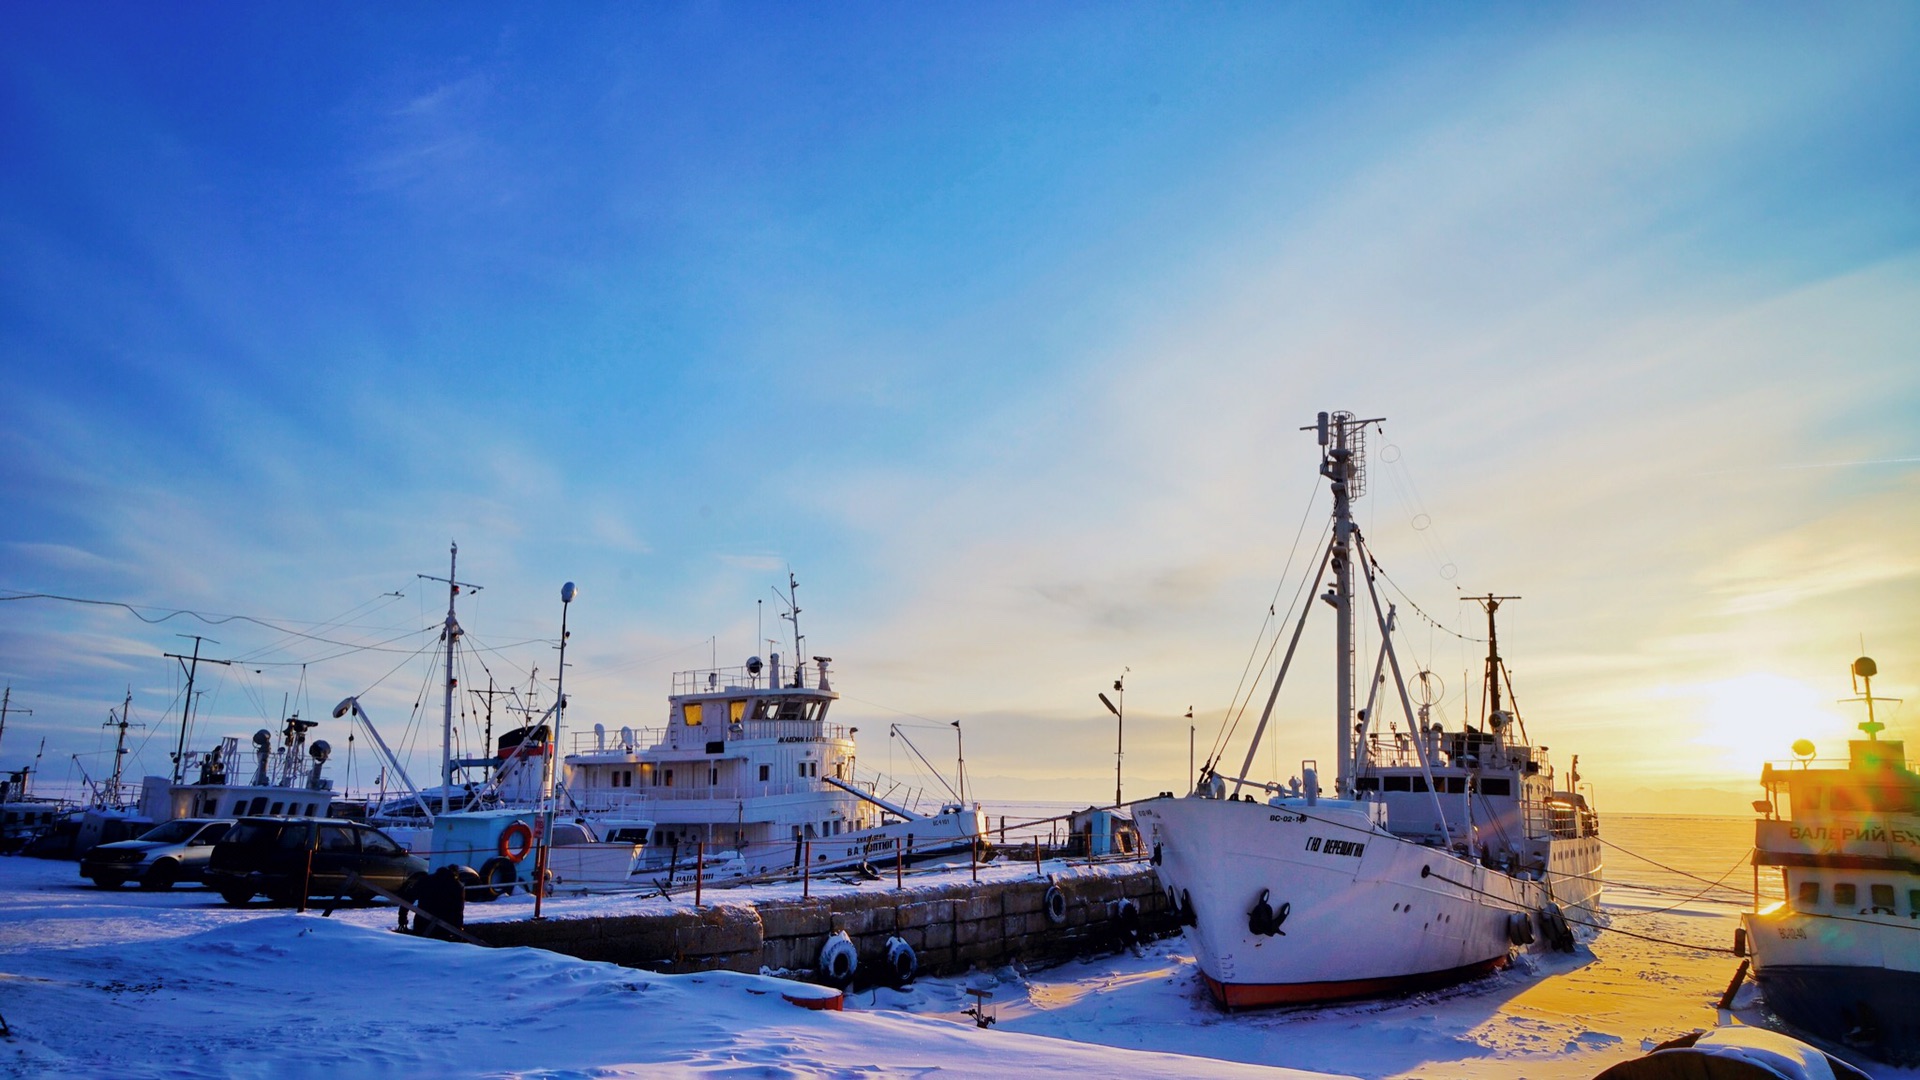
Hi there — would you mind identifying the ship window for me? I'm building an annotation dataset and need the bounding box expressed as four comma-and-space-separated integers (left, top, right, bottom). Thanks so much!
683, 702, 704, 727
1444, 777, 1466, 794
1830, 787, 1867, 812
664, 769, 674, 787
250, 797, 268, 814
1869, 787, 1915, 812
1796, 881, 1820, 908
1910, 889, 1920, 915
730, 700, 746, 724
1384, 776, 1411, 792
1834, 883, 1857, 908
270, 802, 284, 815
1409, 778, 1428, 793
798, 762, 807, 777
1871, 884, 1895, 912
1480, 779, 1512, 797
759, 764, 770, 782
1355, 777, 1380, 791
709, 767, 718, 786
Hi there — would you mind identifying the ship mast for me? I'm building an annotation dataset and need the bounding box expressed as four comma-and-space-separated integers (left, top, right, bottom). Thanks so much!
1318, 411, 1382, 798
419, 542, 481, 815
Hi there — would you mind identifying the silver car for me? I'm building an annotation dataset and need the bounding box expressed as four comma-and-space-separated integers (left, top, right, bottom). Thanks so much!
80, 818, 235, 889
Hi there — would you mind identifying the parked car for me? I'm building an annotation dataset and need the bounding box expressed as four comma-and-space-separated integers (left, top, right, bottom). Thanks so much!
206, 817, 427, 906
79, 818, 234, 889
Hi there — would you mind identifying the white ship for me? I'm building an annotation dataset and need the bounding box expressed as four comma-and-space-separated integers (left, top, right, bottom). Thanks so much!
1739, 655, 1920, 1065
565, 575, 987, 883
1136, 410, 1602, 1008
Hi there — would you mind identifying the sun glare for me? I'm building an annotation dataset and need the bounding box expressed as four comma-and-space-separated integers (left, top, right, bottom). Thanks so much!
1688, 672, 1854, 776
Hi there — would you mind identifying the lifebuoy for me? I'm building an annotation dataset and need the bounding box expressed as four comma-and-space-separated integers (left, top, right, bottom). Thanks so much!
499, 822, 534, 863
885, 935, 917, 985
1043, 883, 1068, 925
819, 931, 858, 986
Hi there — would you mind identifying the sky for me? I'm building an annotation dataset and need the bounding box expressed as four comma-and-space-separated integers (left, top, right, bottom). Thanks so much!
2, 4, 1918, 816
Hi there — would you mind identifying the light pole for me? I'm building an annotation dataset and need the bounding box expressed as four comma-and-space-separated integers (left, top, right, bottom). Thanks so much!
1098, 669, 1126, 807
534, 580, 576, 920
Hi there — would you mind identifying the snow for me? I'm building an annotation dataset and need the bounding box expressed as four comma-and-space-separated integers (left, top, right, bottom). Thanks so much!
0, 855, 1909, 1079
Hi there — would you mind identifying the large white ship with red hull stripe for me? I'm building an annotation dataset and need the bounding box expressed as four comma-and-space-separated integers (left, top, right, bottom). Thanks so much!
1137, 411, 1602, 1009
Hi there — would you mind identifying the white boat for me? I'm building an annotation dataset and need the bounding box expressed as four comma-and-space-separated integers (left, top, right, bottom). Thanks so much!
1739, 655, 1920, 1065
1135, 410, 1603, 1008
565, 575, 988, 884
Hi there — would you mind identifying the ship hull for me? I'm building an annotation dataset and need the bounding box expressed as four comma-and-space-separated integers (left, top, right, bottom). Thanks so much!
1742, 907, 1920, 1064
1138, 795, 1583, 1007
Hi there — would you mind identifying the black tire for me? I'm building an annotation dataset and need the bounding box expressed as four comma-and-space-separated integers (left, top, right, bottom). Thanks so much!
140, 861, 179, 891
473, 857, 516, 902
219, 885, 254, 907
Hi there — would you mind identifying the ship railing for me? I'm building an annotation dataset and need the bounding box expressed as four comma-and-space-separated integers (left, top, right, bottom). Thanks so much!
568, 720, 846, 755
671, 663, 829, 695
573, 780, 843, 808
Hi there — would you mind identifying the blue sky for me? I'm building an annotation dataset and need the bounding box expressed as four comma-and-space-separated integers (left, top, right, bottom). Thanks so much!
3, 5, 1918, 813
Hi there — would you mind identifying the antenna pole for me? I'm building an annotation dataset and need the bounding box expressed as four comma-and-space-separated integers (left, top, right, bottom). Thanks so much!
419, 542, 481, 814
1468, 594, 1521, 729
165, 636, 231, 784
0, 687, 30, 761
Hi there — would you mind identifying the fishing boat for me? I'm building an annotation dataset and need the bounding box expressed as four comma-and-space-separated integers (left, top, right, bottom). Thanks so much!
565, 575, 988, 884
1739, 655, 1920, 1065
1135, 410, 1603, 1008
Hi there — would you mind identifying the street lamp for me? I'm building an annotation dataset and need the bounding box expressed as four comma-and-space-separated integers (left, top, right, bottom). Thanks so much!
534, 580, 576, 920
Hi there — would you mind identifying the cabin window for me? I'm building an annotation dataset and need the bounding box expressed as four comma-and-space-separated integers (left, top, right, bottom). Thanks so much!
683, 702, 704, 727
250, 797, 268, 814
1444, 777, 1466, 794
270, 802, 284, 815
1384, 776, 1410, 792
1480, 779, 1512, 797
1410, 778, 1428, 793
1354, 777, 1380, 791
759, 764, 770, 782
730, 700, 746, 724
664, 769, 674, 787
798, 762, 807, 778
708, 766, 718, 786
1871, 884, 1895, 912
1834, 883, 1857, 908
1797, 881, 1821, 908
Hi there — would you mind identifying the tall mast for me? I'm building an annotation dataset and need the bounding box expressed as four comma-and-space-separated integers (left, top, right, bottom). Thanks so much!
165, 636, 230, 784
419, 542, 481, 815
104, 687, 141, 807
1470, 594, 1520, 729
0, 687, 28, 761
1315, 411, 1382, 798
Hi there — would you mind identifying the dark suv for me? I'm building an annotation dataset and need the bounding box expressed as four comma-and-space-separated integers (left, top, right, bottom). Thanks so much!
206, 817, 427, 906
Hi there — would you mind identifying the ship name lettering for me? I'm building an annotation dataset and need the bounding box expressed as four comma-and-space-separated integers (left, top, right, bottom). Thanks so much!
1269, 813, 1303, 823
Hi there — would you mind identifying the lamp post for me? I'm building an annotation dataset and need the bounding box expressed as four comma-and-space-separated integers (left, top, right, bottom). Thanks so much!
1098, 669, 1126, 807
533, 580, 576, 920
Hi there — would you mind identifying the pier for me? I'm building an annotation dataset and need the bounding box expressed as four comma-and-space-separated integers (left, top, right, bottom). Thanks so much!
466, 864, 1172, 980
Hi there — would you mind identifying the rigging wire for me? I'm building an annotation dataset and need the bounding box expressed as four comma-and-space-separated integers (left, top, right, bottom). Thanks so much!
0, 590, 433, 653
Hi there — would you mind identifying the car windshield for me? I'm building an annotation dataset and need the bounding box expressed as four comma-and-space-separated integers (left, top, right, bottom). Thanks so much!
137, 820, 199, 844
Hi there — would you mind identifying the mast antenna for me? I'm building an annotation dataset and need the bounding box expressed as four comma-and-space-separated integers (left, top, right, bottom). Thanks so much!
164, 635, 231, 784
0, 687, 30, 761
419, 541, 482, 814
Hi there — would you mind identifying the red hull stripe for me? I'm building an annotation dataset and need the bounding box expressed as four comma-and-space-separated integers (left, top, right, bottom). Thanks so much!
1203, 955, 1509, 1009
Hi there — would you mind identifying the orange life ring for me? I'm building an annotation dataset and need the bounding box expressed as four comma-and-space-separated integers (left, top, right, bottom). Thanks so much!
499, 822, 534, 863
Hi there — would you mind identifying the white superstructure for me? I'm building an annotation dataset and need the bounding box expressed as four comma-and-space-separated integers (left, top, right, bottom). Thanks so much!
1136, 410, 1602, 1008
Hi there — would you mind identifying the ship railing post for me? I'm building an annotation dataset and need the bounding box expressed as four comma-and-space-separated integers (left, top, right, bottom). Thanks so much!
695, 841, 704, 907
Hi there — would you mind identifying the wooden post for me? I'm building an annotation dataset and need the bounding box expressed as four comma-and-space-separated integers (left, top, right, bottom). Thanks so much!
1034, 838, 1042, 876
695, 841, 704, 908
803, 840, 811, 900
970, 837, 978, 882
895, 836, 904, 890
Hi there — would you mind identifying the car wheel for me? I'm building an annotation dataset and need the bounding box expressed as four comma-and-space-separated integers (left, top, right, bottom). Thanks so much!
219, 885, 254, 906
140, 861, 179, 890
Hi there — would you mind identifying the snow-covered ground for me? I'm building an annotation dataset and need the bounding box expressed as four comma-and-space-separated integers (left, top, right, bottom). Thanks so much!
0, 856, 1905, 1079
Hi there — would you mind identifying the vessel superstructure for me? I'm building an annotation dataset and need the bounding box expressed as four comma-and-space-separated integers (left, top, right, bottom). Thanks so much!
1740, 655, 1920, 1065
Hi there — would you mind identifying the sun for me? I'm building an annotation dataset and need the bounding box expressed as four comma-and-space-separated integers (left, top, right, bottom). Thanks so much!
1686, 672, 1857, 777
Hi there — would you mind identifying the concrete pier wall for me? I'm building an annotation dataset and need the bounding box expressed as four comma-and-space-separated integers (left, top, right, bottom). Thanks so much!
468, 867, 1173, 980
